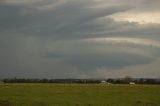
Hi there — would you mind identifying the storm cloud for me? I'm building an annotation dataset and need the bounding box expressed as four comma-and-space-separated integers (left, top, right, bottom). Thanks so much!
0, 0, 160, 78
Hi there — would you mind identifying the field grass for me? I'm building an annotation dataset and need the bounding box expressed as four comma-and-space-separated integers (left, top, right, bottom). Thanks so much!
0, 84, 160, 106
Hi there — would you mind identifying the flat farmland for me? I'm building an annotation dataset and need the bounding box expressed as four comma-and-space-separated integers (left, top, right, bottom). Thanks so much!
0, 84, 160, 106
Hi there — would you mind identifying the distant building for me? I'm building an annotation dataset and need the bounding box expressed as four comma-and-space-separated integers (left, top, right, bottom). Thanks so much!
129, 82, 135, 85
101, 80, 106, 84
107, 82, 112, 85
100, 81, 112, 84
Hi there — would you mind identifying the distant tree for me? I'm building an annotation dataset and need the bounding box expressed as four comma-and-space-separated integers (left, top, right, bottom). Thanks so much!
107, 79, 114, 83
124, 76, 133, 83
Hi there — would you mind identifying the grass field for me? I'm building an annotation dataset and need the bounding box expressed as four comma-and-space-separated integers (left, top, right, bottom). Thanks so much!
0, 84, 160, 106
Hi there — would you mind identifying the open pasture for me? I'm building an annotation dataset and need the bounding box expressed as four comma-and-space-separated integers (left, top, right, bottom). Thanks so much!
0, 84, 160, 106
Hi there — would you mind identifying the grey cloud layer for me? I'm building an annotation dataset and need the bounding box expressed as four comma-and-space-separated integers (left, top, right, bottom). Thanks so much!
0, 0, 160, 78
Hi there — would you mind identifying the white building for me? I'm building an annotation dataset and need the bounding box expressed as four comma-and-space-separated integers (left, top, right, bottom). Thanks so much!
100, 81, 112, 84
129, 82, 135, 85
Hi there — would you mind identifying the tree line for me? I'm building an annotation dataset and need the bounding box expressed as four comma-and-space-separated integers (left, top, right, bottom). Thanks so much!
0, 77, 160, 84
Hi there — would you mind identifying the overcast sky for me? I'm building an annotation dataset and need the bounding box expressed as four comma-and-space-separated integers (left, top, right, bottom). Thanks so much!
0, 0, 160, 78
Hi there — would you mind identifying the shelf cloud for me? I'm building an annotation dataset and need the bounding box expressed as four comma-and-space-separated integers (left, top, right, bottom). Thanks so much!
0, 0, 160, 78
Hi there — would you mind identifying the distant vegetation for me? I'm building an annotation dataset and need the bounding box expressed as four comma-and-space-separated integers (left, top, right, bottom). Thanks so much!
1, 77, 160, 84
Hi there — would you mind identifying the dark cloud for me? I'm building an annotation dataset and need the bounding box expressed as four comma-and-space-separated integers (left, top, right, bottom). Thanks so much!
45, 39, 160, 73
0, 0, 160, 78
0, 1, 130, 38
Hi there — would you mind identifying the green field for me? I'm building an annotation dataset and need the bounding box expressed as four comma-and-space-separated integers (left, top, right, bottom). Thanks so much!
0, 84, 160, 106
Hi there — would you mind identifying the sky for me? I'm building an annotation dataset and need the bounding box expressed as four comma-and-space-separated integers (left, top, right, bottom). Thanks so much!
0, 0, 160, 79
